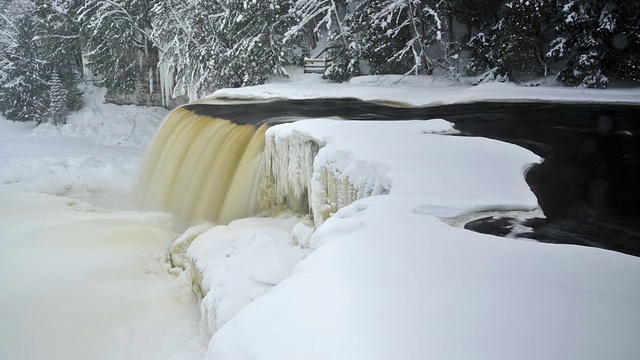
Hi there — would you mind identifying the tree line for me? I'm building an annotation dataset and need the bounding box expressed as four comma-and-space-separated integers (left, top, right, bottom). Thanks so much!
0, 0, 638, 124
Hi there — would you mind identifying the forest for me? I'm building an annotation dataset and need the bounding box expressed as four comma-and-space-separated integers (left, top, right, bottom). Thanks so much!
0, 0, 638, 124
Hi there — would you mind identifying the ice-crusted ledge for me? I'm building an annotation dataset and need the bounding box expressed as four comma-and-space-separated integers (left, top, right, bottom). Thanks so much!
171, 215, 311, 338
262, 125, 395, 226
261, 118, 541, 226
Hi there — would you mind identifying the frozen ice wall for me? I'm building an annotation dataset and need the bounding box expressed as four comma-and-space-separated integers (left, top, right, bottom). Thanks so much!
262, 125, 392, 226
261, 118, 541, 227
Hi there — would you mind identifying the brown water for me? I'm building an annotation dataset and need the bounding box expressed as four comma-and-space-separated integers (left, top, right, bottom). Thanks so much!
137, 107, 269, 225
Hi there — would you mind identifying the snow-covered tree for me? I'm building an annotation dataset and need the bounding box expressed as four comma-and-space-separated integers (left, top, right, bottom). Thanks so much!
36, 0, 83, 112
547, 0, 639, 87
152, 0, 296, 100
48, 71, 67, 125
355, 0, 415, 75
600, 1, 640, 83
357, 0, 457, 78
0, 2, 49, 123
217, 0, 297, 87
0, 0, 82, 123
498, 0, 554, 76
380, 0, 447, 75
288, 0, 361, 81
463, 0, 553, 81
453, 0, 501, 37
547, 0, 606, 87
79, 0, 155, 94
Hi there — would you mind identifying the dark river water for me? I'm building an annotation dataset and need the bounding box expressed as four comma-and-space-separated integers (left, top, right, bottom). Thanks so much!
186, 99, 640, 257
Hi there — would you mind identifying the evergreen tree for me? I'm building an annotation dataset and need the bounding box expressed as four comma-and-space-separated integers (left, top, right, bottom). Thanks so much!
79, 0, 155, 94
463, 0, 553, 81
0, 0, 83, 124
0, 3, 49, 123
324, 9, 361, 82
498, 0, 554, 76
601, 1, 640, 83
217, 0, 297, 87
453, 0, 501, 38
48, 71, 67, 125
36, 0, 83, 112
355, 0, 415, 75
151, 0, 212, 100
356, 0, 450, 76
547, 0, 612, 87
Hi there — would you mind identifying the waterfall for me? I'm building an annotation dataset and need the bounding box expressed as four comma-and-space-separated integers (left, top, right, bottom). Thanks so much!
137, 107, 269, 225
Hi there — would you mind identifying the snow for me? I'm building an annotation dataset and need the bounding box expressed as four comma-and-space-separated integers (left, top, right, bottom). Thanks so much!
33, 85, 168, 148
205, 81, 639, 358
1, 80, 639, 360
209, 117, 640, 360
185, 214, 310, 335
211, 75, 640, 106
0, 86, 205, 358
0, 85, 166, 208
209, 196, 640, 360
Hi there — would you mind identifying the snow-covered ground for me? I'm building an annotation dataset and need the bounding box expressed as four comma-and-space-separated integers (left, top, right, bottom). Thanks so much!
1, 79, 639, 360
209, 116, 640, 360
0, 86, 166, 208
212, 74, 640, 106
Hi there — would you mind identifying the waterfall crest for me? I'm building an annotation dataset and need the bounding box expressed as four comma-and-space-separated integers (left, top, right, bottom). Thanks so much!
137, 107, 268, 225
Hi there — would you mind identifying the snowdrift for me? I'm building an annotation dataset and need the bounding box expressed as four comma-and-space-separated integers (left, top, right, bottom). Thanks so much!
172, 116, 639, 360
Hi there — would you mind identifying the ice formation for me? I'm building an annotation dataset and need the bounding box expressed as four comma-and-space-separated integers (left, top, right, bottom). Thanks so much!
262, 125, 392, 226
261, 118, 540, 226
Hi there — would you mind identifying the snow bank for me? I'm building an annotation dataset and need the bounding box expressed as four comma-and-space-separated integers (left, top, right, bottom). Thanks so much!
209, 196, 640, 360
206, 118, 640, 360
0, 86, 166, 208
33, 85, 168, 148
184, 214, 310, 336
211, 77, 640, 106
0, 192, 205, 359
0, 154, 136, 207
264, 118, 541, 226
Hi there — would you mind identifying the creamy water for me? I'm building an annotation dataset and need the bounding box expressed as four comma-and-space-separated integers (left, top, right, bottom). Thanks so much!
137, 107, 269, 225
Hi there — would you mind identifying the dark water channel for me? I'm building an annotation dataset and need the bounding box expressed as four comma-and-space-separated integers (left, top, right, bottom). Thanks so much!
186, 99, 640, 257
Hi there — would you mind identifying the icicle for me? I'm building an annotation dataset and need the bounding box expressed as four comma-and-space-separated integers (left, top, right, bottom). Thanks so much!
81, 53, 92, 80
262, 125, 391, 227
149, 67, 154, 94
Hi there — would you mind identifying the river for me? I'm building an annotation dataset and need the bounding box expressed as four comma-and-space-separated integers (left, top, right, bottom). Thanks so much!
186, 99, 640, 257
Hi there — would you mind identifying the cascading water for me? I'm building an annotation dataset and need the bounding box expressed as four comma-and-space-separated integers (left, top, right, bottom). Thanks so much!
137, 106, 270, 225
